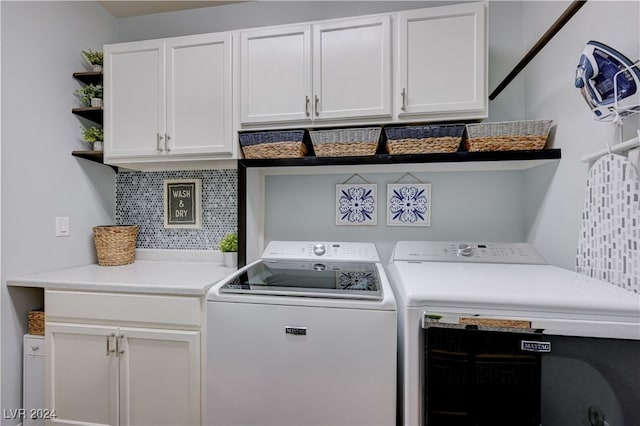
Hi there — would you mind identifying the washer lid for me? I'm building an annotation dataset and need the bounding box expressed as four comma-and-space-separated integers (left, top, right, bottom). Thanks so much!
220, 259, 382, 300
389, 261, 640, 320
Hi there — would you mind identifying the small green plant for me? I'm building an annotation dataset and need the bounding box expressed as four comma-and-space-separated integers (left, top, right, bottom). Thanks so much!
218, 232, 238, 252
82, 49, 104, 66
75, 83, 103, 106
81, 126, 104, 143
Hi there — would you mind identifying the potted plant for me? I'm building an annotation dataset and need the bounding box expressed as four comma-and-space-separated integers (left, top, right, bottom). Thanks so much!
82, 49, 104, 72
81, 126, 104, 151
218, 232, 238, 268
75, 83, 103, 107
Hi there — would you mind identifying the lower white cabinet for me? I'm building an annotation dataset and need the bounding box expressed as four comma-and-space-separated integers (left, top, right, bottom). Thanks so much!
44, 290, 202, 426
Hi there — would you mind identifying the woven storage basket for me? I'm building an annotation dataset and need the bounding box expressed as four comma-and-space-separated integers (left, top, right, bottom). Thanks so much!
385, 124, 465, 154
309, 127, 381, 157
465, 120, 553, 152
28, 310, 45, 335
93, 225, 138, 266
239, 130, 307, 159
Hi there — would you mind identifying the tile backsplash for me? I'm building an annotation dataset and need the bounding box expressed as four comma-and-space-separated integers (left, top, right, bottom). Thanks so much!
115, 170, 237, 250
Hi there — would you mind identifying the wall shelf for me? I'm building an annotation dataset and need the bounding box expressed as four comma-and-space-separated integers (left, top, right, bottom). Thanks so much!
72, 150, 116, 172
73, 71, 102, 86
72, 107, 103, 125
238, 149, 562, 174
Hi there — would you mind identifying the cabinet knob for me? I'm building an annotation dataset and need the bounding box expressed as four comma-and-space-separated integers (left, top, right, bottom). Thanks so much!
156, 133, 164, 152
106, 333, 116, 355
401, 88, 407, 111
314, 95, 320, 116
116, 334, 125, 356
165, 134, 172, 152
305, 96, 310, 116
30, 345, 40, 352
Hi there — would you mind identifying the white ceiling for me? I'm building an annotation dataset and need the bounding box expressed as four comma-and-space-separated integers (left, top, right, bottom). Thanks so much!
98, 1, 246, 18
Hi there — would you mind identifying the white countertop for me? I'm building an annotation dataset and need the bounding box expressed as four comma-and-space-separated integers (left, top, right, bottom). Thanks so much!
7, 250, 236, 296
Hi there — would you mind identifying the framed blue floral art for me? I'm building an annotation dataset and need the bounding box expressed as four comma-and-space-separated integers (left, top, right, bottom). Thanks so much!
386, 183, 431, 226
336, 183, 377, 226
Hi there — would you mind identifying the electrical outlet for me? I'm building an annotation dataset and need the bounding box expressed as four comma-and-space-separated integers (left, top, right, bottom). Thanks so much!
56, 217, 70, 237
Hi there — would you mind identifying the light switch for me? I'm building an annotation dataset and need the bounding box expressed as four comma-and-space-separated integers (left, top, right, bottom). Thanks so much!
56, 217, 69, 237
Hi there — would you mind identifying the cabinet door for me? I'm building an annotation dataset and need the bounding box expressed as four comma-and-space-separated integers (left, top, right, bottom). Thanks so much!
166, 33, 233, 155
313, 15, 391, 120
397, 2, 487, 119
46, 323, 118, 426
104, 39, 166, 158
118, 327, 201, 426
240, 25, 312, 124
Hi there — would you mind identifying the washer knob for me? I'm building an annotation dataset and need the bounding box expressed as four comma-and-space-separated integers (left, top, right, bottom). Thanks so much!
457, 243, 473, 257
313, 243, 326, 256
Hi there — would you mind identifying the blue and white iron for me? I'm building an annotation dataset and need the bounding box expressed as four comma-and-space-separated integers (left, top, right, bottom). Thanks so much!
575, 40, 640, 122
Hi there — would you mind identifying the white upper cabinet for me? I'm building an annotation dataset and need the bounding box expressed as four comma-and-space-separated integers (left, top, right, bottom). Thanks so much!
312, 16, 391, 121
240, 25, 312, 124
240, 15, 391, 125
104, 39, 165, 159
396, 2, 487, 121
166, 34, 233, 156
104, 32, 234, 169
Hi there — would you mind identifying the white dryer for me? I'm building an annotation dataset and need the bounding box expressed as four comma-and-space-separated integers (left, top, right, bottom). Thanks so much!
387, 241, 640, 426
207, 241, 397, 426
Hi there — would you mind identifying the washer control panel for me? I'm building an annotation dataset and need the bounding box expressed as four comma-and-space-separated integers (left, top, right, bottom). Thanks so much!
263, 241, 380, 262
392, 241, 547, 264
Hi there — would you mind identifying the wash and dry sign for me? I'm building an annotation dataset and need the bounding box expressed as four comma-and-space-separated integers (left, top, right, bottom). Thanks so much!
164, 179, 202, 229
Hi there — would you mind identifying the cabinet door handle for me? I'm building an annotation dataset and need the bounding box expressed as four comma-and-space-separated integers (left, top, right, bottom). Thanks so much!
106, 333, 116, 356
305, 96, 310, 116
401, 88, 407, 111
165, 134, 172, 152
116, 334, 125, 356
314, 95, 320, 116
156, 133, 164, 152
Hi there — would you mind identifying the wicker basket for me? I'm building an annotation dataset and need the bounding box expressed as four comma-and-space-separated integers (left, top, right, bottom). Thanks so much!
239, 130, 307, 159
93, 225, 138, 266
309, 127, 381, 157
465, 120, 553, 152
385, 124, 465, 154
28, 310, 45, 335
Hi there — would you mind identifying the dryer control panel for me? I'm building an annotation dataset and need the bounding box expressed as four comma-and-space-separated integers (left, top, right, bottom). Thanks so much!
263, 241, 380, 262
392, 241, 547, 264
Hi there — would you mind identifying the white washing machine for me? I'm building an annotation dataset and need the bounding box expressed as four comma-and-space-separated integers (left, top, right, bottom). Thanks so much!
207, 241, 397, 426
386, 241, 640, 426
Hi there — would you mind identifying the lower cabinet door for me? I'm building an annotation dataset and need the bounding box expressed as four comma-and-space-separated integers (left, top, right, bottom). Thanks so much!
46, 323, 119, 426
118, 327, 201, 426
46, 323, 201, 426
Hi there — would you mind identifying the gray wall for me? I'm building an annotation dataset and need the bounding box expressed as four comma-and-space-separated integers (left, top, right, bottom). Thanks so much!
0, 1, 117, 418
1, 0, 639, 417
519, 1, 640, 268
115, 0, 640, 268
